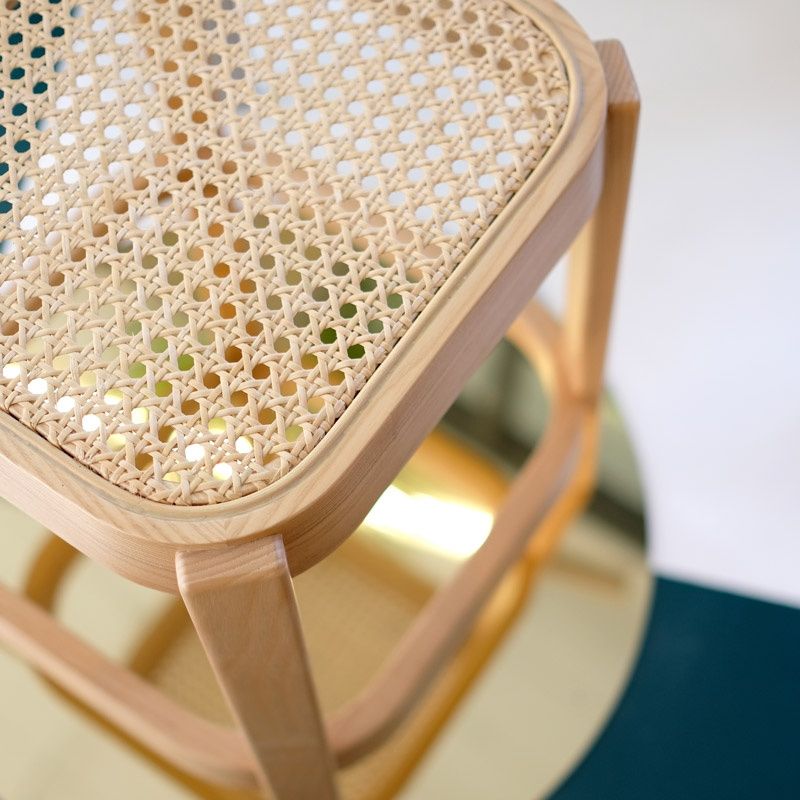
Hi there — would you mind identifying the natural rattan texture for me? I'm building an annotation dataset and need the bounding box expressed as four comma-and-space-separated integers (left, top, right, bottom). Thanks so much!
0, 0, 569, 504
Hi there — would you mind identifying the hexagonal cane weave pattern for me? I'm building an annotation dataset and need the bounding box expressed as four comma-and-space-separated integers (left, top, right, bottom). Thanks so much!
0, 0, 568, 504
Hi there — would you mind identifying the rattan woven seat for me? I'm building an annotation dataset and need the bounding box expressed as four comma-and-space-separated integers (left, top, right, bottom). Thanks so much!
0, 0, 639, 796
1, 0, 568, 506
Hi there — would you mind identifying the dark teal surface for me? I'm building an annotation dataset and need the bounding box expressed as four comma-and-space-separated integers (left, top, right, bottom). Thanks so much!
549, 577, 800, 799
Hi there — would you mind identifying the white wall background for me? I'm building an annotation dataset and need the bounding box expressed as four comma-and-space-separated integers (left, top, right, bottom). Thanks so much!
544, 0, 800, 607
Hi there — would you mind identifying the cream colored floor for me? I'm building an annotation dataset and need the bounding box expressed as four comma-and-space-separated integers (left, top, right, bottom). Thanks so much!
0, 497, 650, 800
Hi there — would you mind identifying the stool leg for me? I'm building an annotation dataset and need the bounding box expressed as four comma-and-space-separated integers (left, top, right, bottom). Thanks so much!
564, 40, 640, 403
176, 536, 339, 800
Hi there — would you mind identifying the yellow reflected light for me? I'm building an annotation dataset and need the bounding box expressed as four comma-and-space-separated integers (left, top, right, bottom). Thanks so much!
364, 485, 493, 560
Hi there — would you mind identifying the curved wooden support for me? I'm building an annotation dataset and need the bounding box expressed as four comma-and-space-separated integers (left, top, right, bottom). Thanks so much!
0, 580, 259, 788
329, 404, 591, 763
22, 535, 81, 609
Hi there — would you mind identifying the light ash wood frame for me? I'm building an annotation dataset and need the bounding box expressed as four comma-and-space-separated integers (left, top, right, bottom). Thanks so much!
0, 8, 639, 798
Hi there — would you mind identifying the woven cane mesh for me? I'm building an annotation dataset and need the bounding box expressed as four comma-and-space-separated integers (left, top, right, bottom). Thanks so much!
0, 0, 569, 504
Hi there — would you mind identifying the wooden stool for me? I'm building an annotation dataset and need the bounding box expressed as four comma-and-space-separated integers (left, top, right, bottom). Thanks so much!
0, 0, 638, 795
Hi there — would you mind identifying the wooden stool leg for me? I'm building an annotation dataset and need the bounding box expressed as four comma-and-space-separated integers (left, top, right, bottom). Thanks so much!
565, 40, 640, 403
176, 536, 339, 800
